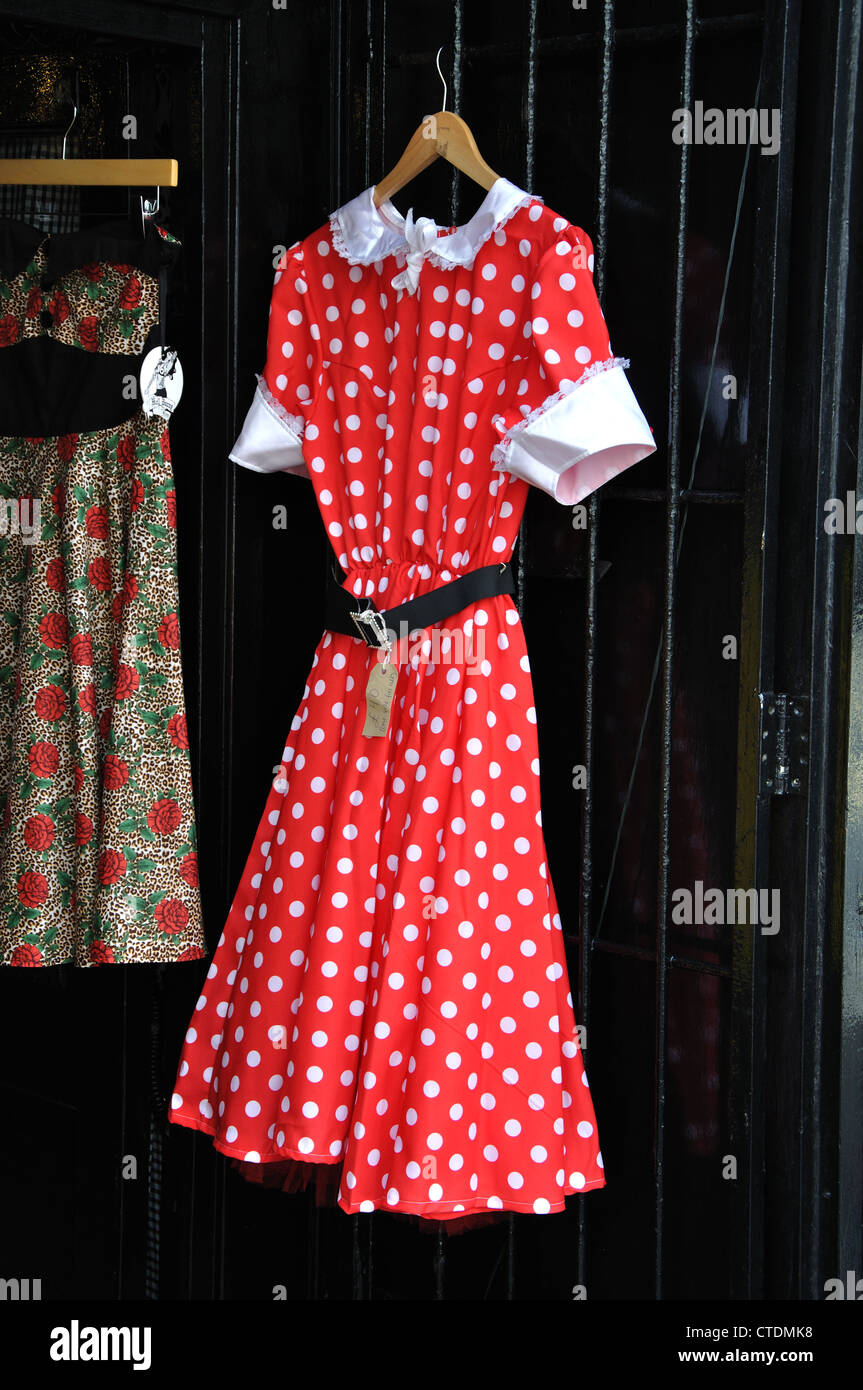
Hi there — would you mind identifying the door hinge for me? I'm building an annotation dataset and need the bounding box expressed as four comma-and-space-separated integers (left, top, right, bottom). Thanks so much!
758, 692, 810, 795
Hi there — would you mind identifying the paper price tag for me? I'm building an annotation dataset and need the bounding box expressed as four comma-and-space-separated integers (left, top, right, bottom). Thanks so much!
361, 656, 398, 738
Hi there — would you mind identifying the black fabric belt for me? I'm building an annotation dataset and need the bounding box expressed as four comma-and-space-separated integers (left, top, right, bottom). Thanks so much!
324, 561, 515, 647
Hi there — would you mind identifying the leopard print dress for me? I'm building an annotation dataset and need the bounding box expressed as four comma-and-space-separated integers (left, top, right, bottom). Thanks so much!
0, 216, 204, 966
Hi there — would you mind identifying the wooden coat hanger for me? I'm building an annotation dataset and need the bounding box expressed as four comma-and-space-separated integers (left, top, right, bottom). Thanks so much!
373, 47, 499, 207
0, 79, 177, 213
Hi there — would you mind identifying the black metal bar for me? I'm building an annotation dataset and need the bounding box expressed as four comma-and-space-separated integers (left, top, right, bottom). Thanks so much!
351, 1214, 363, 1299
839, 392, 863, 1287
449, 0, 464, 228
201, 7, 242, 1301
514, 1, 537, 641
388, 15, 764, 70
524, 0, 536, 185
497, 0, 539, 1301
801, 0, 863, 1300
330, 0, 344, 210
590, 939, 733, 976
577, 0, 615, 1304
144, 970, 165, 1300
729, 0, 800, 1301
118, 968, 129, 1299
594, 0, 614, 305
307, 1199, 321, 1298
653, 0, 695, 1304
506, 1214, 516, 1299
433, 1224, 445, 1299
362, 0, 372, 191
600, 487, 744, 504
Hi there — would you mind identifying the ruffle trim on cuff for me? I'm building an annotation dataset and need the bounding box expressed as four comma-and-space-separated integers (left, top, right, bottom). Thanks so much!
491, 355, 630, 468
254, 372, 306, 439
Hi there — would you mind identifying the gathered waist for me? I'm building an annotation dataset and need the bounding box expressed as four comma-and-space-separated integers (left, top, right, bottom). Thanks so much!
335, 555, 512, 609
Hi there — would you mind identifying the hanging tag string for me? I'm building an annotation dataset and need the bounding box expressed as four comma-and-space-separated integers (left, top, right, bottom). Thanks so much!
158, 262, 167, 353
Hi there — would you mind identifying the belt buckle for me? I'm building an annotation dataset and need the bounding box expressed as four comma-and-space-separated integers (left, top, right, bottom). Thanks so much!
349, 601, 390, 649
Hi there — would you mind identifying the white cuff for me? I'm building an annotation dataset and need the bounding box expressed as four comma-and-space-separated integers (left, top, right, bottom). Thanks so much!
229, 380, 310, 478
495, 364, 656, 505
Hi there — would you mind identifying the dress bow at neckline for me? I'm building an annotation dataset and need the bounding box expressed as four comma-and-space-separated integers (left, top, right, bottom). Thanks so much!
390, 210, 445, 296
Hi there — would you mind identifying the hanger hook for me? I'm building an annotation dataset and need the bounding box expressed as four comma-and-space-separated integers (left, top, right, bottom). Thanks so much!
140, 185, 160, 236
61, 104, 78, 161
436, 45, 447, 112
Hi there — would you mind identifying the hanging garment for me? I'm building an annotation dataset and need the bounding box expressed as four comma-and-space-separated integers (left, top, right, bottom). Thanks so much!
170, 178, 656, 1219
0, 216, 204, 967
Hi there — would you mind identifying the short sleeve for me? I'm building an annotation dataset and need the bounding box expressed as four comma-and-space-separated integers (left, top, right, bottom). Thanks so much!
229, 245, 319, 478
490, 224, 656, 505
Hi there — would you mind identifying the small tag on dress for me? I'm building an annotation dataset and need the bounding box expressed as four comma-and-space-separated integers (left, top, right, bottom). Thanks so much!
140, 346, 184, 420
362, 655, 398, 738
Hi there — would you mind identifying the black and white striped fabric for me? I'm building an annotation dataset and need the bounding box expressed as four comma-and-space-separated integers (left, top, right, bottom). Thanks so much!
0, 130, 82, 234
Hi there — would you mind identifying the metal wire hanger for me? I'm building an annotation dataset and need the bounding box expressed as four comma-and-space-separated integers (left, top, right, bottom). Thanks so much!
373, 45, 500, 207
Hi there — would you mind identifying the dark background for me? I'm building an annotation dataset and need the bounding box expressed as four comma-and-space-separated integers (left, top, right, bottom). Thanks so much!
0, 0, 861, 1301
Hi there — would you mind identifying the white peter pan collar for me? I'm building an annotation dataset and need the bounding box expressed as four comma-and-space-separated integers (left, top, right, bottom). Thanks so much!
329, 176, 540, 270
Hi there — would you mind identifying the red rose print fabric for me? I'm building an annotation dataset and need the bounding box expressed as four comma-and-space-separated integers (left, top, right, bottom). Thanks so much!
0, 222, 204, 967
0, 237, 173, 356
170, 180, 655, 1218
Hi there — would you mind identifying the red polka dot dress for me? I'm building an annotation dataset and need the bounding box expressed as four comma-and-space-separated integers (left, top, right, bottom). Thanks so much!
169, 178, 656, 1220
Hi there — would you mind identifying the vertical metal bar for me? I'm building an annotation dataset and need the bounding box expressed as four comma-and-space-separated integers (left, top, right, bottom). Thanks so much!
433, 1225, 445, 1298
351, 1214, 363, 1298
524, 0, 536, 180
654, 0, 695, 1302
579, 0, 615, 1300
377, 0, 388, 179
326, 5, 345, 603
198, 8, 242, 1301
440, 3, 463, 1299
118, 968, 128, 1298
449, 0, 464, 227
730, 0, 799, 1301
330, 0, 344, 209
363, 0, 372, 190
307, 1197, 321, 1298
839, 390, 863, 1290
145, 970, 165, 1300
594, 0, 615, 303
832, 0, 863, 1294
803, 0, 863, 1298
505, 1214, 516, 1297
332, 0, 385, 1303
184, 12, 218, 1295
363, 0, 387, 189
516, 0, 538, 621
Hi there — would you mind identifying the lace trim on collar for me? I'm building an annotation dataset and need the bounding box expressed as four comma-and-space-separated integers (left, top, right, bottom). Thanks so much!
329, 184, 543, 270
423, 193, 544, 272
